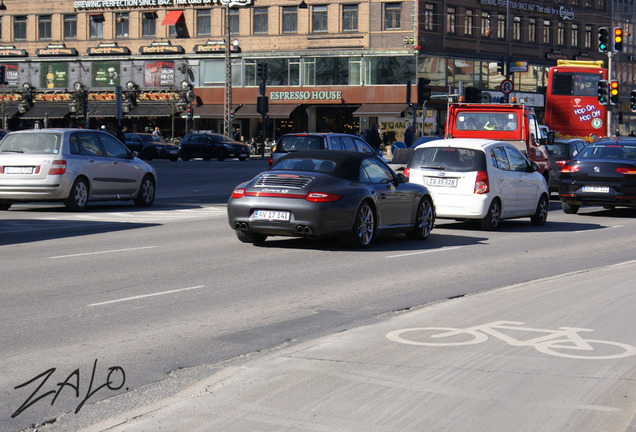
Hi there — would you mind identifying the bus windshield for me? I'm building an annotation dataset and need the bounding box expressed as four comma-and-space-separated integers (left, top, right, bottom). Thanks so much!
551, 72, 600, 97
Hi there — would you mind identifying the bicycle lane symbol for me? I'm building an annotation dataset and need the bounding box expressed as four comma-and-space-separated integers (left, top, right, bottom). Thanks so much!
385, 321, 636, 360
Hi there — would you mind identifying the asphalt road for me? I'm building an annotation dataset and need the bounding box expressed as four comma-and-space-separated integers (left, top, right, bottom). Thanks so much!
2, 158, 636, 432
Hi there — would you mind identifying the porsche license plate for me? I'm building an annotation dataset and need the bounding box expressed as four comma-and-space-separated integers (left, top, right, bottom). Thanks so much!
425, 177, 457, 187
254, 210, 290, 221
582, 185, 610, 193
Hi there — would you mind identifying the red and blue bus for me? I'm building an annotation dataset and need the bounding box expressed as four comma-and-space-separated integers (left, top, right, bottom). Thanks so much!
545, 60, 607, 142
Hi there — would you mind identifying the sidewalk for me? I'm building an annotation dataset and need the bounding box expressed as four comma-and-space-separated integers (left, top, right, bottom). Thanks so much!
84, 262, 636, 432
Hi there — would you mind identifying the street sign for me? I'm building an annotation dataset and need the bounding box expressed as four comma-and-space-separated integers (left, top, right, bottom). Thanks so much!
509, 61, 528, 72
500, 79, 514, 95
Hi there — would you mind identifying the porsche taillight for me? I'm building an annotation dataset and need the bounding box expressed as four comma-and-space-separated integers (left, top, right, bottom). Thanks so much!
305, 192, 342, 202
231, 188, 246, 199
474, 170, 489, 194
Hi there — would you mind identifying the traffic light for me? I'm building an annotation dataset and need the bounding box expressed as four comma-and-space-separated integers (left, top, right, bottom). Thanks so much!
598, 27, 609, 53
597, 79, 608, 105
609, 81, 619, 105
631, 90, 636, 113
257, 63, 268, 81
416, 78, 431, 106
187, 103, 193, 118
496, 59, 506, 76
613, 28, 623, 52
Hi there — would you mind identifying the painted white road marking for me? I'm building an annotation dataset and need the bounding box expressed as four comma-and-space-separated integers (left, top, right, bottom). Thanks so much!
387, 246, 465, 259
88, 285, 206, 307
50, 246, 158, 259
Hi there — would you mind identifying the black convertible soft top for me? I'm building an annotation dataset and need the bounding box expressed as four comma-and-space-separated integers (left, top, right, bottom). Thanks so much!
273, 150, 380, 181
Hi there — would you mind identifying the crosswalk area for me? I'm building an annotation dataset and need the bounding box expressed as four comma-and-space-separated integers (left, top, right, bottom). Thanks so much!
66, 204, 228, 223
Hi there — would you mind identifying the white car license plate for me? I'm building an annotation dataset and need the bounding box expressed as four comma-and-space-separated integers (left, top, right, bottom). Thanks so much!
425, 177, 457, 187
5, 166, 34, 174
582, 185, 610, 193
254, 210, 290, 221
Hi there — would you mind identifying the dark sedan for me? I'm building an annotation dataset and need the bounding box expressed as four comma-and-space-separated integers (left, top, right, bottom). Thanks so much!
227, 151, 435, 248
559, 137, 636, 214
546, 138, 587, 193
179, 132, 250, 161
124, 133, 179, 161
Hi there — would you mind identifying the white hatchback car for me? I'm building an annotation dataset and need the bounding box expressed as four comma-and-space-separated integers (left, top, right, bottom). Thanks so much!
404, 138, 549, 230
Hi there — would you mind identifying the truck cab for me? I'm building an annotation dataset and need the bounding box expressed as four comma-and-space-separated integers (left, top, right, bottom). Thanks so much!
445, 102, 550, 183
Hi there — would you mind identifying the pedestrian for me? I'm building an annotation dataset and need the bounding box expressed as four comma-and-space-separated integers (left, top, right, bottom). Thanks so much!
233, 128, 241, 141
365, 123, 382, 152
404, 124, 414, 148
152, 127, 162, 138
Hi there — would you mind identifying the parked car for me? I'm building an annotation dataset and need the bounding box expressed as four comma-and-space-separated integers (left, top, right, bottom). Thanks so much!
228, 150, 435, 248
124, 133, 179, 161
545, 138, 587, 193
404, 138, 549, 230
178, 132, 250, 161
269, 133, 380, 166
0, 130, 9, 140
559, 137, 636, 214
0, 129, 156, 211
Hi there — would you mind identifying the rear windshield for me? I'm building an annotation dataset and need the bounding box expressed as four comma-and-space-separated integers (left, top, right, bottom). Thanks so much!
455, 112, 518, 131
277, 135, 325, 152
546, 143, 572, 159
577, 144, 636, 160
0, 133, 62, 155
409, 147, 487, 172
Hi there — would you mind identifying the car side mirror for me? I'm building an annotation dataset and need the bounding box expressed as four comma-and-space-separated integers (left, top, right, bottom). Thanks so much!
547, 131, 555, 145
529, 162, 539, 172
396, 173, 409, 183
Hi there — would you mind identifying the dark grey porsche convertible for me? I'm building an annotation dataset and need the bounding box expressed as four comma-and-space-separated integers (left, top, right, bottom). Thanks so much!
227, 150, 435, 247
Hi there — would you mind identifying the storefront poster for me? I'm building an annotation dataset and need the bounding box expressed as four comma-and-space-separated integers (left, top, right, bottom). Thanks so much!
92, 62, 121, 88
145, 61, 174, 88
41, 63, 68, 89
1, 63, 19, 87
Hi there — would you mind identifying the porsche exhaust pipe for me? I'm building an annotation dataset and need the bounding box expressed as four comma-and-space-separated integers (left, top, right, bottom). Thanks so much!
235, 222, 249, 230
296, 225, 313, 235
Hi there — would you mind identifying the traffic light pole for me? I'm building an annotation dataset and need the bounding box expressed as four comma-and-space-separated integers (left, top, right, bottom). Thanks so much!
223, 4, 232, 137
607, 51, 612, 137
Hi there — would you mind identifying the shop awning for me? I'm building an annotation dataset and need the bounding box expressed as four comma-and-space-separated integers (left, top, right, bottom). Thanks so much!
235, 104, 299, 119
162, 10, 184, 26
90, 103, 117, 117
352, 103, 408, 117
19, 103, 70, 119
1, 105, 20, 118
186, 104, 241, 118
126, 103, 175, 117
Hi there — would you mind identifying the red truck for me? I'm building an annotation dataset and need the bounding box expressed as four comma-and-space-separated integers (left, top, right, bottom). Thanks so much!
445, 102, 551, 182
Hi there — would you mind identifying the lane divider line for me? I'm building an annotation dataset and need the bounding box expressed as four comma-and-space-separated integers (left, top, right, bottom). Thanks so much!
50, 246, 158, 259
387, 246, 465, 259
88, 285, 206, 307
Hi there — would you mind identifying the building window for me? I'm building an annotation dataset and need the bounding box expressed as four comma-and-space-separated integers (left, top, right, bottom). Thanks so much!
464, 9, 473, 36
229, 9, 239, 34
528, 18, 536, 42
197, 9, 211, 36
571, 23, 579, 47
63, 14, 77, 40
343, 5, 358, 32
481, 12, 490, 37
312, 5, 328, 33
513, 16, 521, 40
39, 15, 52, 40
584, 25, 592, 48
14, 16, 27, 40
90, 14, 104, 39
497, 14, 505, 39
282, 7, 297, 33
254, 7, 268, 34
543, 20, 551, 44
115, 12, 129, 38
384, 3, 401, 30
557, 22, 565, 45
446, 7, 456, 34
142, 12, 156, 37
424, 3, 434, 31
